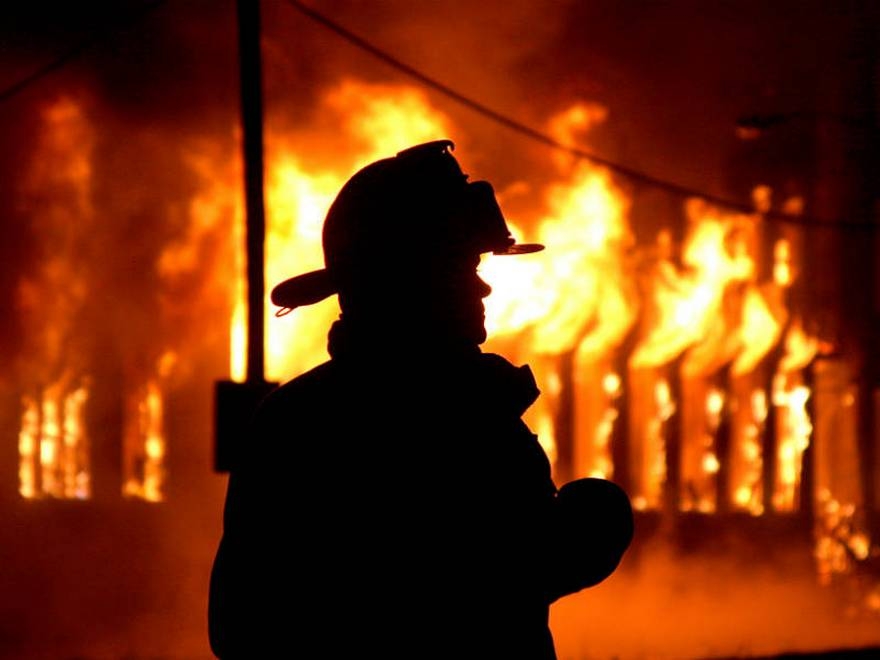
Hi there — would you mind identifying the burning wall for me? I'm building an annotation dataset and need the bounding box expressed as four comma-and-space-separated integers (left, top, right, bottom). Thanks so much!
3, 2, 879, 657
9, 74, 880, 657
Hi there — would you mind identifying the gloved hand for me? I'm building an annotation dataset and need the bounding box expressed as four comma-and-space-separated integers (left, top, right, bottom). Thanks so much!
548, 477, 634, 601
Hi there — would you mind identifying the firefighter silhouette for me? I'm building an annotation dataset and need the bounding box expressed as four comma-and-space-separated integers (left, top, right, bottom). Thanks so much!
209, 140, 633, 659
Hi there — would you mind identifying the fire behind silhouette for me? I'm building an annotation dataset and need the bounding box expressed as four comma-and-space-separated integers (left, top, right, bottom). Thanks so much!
208, 140, 633, 658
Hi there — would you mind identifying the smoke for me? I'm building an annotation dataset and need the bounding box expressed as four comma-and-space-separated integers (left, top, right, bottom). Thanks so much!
553, 526, 880, 659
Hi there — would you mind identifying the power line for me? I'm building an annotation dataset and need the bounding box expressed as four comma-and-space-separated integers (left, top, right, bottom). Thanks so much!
0, 1, 167, 105
285, 0, 876, 231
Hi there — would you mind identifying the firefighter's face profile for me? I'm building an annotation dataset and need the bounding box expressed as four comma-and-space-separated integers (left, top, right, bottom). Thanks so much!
414, 252, 492, 346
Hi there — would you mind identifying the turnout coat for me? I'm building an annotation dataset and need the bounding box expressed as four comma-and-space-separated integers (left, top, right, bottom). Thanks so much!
209, 347, 631, 659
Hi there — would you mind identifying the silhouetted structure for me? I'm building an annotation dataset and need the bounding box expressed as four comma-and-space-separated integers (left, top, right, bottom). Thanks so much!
208, 140, 633, 658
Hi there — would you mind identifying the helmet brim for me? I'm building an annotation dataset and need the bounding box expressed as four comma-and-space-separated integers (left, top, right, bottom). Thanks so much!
271, 240, 544, 314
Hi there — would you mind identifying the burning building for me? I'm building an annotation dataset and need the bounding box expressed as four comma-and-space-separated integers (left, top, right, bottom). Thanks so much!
1, 1, 878, 658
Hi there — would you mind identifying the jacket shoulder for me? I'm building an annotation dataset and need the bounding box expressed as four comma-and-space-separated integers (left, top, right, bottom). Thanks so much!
260, 360, 338, 410
242, 360, 341, 447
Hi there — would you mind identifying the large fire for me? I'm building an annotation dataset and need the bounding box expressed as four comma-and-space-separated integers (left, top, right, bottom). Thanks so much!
17, 99, 181, 502
224, 82, 872, 582
216, 81, 820, 520
16, 80, 873, 596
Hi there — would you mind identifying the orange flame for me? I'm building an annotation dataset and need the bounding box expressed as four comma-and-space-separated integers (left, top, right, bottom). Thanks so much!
631, 201, 757, 373
483, 148, 634, 354
19, 378, 91, 500
772, 319, 817, 512
122, 352, 174, 502
625, 190, 798, 511
483, 105, 635, 478
17, 98, 94, 500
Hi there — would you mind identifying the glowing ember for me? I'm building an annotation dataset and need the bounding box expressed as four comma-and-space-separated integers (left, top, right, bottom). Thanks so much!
706, 389, 725, 418
701, 452, 721, 475
814, 489, 872, 585
811, 359, 872, 584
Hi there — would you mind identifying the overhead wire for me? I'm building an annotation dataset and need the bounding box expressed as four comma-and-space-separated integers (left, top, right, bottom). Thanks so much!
285, 0, 876, 231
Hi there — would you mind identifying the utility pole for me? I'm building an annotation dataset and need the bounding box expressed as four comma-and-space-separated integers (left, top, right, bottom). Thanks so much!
238, 0, 267, 384
214, 0, 278, 472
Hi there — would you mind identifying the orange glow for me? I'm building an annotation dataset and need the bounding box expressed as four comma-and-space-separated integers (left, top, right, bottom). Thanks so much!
577, 368, 621, 480
62, 385, 90, 499
17, 97, 94, 500
19, 97, 184, 502
123, 379, 167, 503
484, 106, 635, 477
779, 317, 818, 374
547, 102, 609, 170
630, 202, 755, 373
18, 398, 39, 498
22, 87, 815, 525
702, 452, 721, 475
732, 287, 783, 376
630, 375, 674, 511
772, 320, 817, 512
482, 102, 634, 355
773, 239, 793, 287
814, 489, 872, 585
626, 191, 794, 513
19, 379, 91, 500
122, 352, 175, 502
729, 387, 767, 515
752, 185, 772, 213
482, 151, 634, 355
